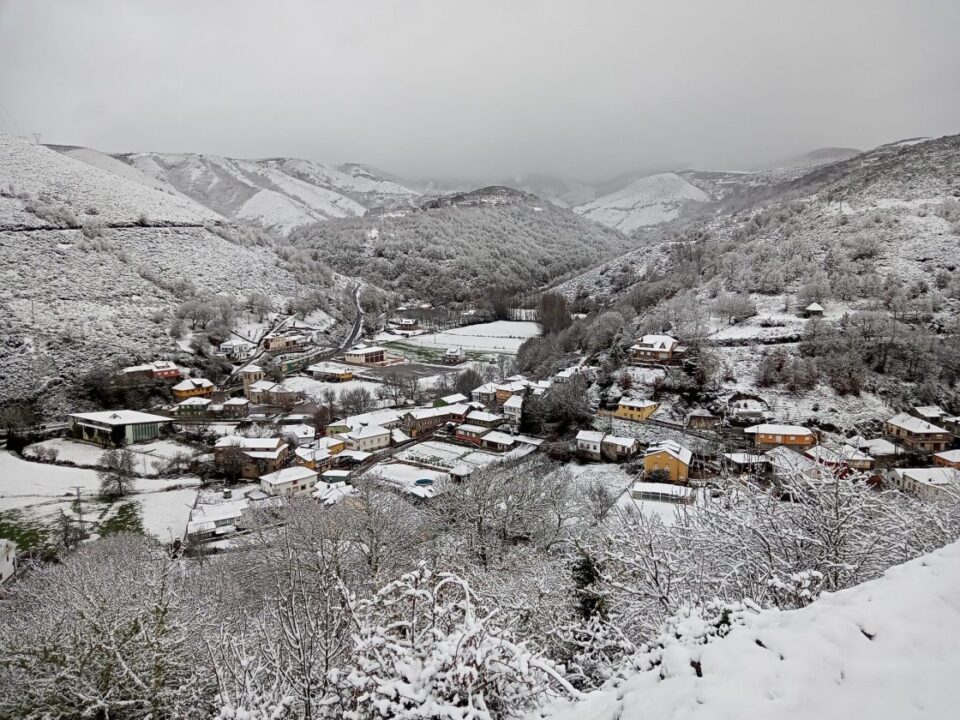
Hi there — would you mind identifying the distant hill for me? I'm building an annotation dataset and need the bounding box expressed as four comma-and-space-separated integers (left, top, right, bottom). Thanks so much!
290, 186, 632, 303
574, 172, 710, 233
50, 147, 421, 236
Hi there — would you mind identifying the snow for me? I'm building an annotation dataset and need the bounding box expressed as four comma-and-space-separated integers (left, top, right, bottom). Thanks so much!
367, 462, 449, 498
281, 375, 388, 405
575, 172, 709, 232
134, 488, 197, 542
530, 539, 960, 720
400, 321, 541, 355
393, 441, 502, 472
0, 451, 100, 511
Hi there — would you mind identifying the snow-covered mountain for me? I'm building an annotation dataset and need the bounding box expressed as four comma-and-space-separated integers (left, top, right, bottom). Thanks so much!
0, 134, 355, 415
51, 147, 421, 236
574, 172, 710, 233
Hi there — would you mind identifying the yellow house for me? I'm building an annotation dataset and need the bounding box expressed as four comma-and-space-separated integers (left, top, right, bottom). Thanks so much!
643, 440, 692, 483
744, 424, 816, 449
171, 377, 215, 400
614, 398, 659, 422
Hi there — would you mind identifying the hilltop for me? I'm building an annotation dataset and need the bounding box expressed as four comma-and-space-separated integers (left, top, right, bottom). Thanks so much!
289, 186, 632, 303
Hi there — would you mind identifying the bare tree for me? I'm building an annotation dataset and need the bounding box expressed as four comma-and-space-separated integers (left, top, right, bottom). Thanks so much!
97, 448, 137, 498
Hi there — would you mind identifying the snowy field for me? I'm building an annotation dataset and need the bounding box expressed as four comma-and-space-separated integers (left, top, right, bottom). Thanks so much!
282, 375, 390, 406
399, 321, 541, 354
26, 438, 199, 470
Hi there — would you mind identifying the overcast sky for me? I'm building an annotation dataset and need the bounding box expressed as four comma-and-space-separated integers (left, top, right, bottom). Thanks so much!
0, 0, 957, 182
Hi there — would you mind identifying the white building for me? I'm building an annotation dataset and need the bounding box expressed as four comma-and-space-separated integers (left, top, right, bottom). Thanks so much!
0, 539, 16, 584
576, 430, 605, 460
67, 410, 172, 447
890, 467, 960, 501
259, 466, 319, 498
503, 394, 523, 426
342, 424, 391, 452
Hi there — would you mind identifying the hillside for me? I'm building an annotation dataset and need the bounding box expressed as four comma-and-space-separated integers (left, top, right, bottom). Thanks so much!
575, 172, 710, 232
289, 186, 633, 303
107, 151, 420, 235
530, 538, 960, 720
0, 135, 353, 415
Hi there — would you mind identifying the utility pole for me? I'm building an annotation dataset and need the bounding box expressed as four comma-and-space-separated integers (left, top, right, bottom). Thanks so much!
32, 132, 41, 145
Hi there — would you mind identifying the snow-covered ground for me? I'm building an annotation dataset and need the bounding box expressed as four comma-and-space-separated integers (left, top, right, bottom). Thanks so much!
25, 438, 198, 470
530, 538, 960, 720
282, 375, 390, 406
394, 441, 502, 471
400, 321, 541, 354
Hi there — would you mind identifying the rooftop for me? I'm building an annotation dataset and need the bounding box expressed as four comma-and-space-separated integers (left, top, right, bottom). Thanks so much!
68, 410, 172, 426
260, 466, 318, 486
887, 412, 948, 435
646, 440, 692, 465
744, 424, 815, 436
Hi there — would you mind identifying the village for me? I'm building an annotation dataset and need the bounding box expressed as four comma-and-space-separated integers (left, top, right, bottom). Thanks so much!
2, 302, 959, 584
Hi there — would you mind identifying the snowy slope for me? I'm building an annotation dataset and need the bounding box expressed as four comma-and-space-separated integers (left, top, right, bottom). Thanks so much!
575, 172, 710, 232
51, 145, 193, 201
0, 134, 220, 226
532, 539, 960, 720
115, 151, 419, 234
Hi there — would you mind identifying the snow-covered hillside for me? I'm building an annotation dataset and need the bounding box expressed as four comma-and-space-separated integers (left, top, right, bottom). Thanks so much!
575, 172, 710, 232
110, 151, 420, 235
531, 538, 960, 720
0, 134, 219, 226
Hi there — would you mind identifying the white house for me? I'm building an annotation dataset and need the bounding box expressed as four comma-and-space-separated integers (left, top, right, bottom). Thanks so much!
67, 410, 172, 447
576, 430, 605, 460
342, 424, 391, 452
503, 394, 523, 427
0, 539, 16, 584
890, 467, 960, 501
259, 466, 319, 498
344, 346, 387, 365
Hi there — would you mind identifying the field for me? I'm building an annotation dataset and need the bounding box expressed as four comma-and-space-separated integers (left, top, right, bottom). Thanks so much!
393, 321, 540, 355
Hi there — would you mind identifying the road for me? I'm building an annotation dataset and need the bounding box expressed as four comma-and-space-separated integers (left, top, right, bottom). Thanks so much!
343, 284, 364, 349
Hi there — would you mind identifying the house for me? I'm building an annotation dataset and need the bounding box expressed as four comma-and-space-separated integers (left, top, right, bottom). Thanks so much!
175, 397, 212, 417
435, 393, 468, 407
119, 360, 181, 383
686, 409, 720, 430
601, 435, 639, 463
912, 405, 946, 423
443, 346, 465, 365
644, 440, 692, 483
765, 446, 820, 482
320, 469, 352, 485
503, 394, 523, 427
344, 346, 387, 365
934, 450, 960, 469
267, 382, 304, 407
216, 338, 255, 361
402, 407, 452, 438
890, 467, 960, 501
186, 500, 249, 541
726, 393, 770, 423
744, 424, 817, 449
313, 480, 356, 506
629, 334, 684, 365
241, 364, 265, 388
554, 366, 594, 384
838, 445, 877, 471
286, 423, 317, 444
941, 416, 960, 435
342, 424, 392, 451
327, 409, 403, 436
260, 466, 318, 498
471, 382, 499, 406
245, 379, 277, 403
630, 482, 695, 504
442, 403, 472, 423
307, 363, 353, 382
722, 452, 767, 474
172, 377, 215, 400
481, 430, 518, 452
294, 446, 335, 472
613, 398, 659, 422
802, 302, 824, 317
454, 423, 490, 446
804, 445, 875, 473
576, 430, 605, 461
389, 317, 419, 330
465, 410, 505, 428
67, 410, 172, 447
884, 412, 952, 453
0, 539, 16, 584
495, 381, 528, 406
222, 397, 251, 417
213, 436, 288, 479
263, 333, 308, 353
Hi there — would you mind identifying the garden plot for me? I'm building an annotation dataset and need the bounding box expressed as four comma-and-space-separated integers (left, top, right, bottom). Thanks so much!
394, 441, 501, 471
399, 321, 540, 355
282, 375, 389, 405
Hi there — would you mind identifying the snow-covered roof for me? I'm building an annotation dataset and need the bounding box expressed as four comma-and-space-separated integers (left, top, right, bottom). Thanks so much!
630, 481, 694, 498
576, 430, 606, 444
620, 398, 658, 409
466, 410, 505, 423
295, 446, 330, 463
935, 449, 960, 464
765, 446, 817, 476
646, 440, 692, 465
333, 409, 403, 431
407, 406, 452, 421
504, 395, 524, 409
68, 410, 172, 426
744, 424, 815, 437
886, 412, 948, 435
345, 424, 390, 440
307, 362, 353, 374
496, 381, 527, 393
472, 382, 499, 395
223, 397, 250, 406
287, 424, 316, 440
346, 345, 386, 355
441, 393, 468, 404
482, 430, 517, 446
893, 467, 960, 489
172, 377, 213, 391
633, 334, 679, 351
860, 437, 903, 457
312, 481, 356, 506
805, 302, 824, 312
444, 346, 464, 355
391, 428, 411, 444
455, 423, 491, 435
214, 436, 281, 450
242, 364, 263, 373
177, 397, 211, 406
247, 379, 278, 392
723, 452, 766, 465
260, 466, 318, 486
913, 405, 945, 420
603, 435, 637, 449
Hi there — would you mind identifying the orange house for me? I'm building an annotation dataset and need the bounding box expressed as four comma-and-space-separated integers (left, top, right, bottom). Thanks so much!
744, 424, 816, 449
171, 377, 215, 400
